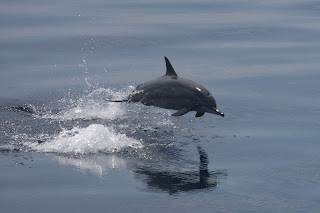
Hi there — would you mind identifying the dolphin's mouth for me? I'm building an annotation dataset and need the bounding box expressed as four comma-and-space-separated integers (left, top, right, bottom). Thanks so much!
213, 107, 224, 117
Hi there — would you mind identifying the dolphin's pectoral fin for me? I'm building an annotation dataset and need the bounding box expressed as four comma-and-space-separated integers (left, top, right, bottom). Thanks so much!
172, 108, 190, 116
195, 112, 205, 117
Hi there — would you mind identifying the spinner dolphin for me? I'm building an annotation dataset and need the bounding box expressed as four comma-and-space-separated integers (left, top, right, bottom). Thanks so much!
107, 57, 224, 118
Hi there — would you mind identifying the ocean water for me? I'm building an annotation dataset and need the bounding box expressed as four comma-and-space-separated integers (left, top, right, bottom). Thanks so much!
1, 0, 320, 212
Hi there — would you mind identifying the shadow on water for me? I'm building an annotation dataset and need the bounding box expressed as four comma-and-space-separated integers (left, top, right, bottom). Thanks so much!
134, 146, 227, 194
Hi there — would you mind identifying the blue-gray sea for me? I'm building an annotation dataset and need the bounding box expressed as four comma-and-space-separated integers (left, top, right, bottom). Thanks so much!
1, 0, 320, 212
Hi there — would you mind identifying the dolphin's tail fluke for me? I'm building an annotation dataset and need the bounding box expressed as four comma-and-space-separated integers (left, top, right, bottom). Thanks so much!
104, 99, 128, 103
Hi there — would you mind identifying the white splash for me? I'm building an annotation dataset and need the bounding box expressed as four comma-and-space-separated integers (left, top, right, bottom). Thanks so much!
49, 98, 125, 121
30, 124, 143, 155
42, 87, 133, 121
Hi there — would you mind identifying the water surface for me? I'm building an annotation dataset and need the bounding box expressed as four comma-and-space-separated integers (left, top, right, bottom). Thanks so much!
1, 0, 320, 212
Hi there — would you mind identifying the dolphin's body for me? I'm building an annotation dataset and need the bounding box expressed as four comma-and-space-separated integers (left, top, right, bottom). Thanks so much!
108, 57, 224, 118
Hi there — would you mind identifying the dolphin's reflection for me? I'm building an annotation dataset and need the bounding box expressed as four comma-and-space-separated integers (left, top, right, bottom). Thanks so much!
134, 146, 227, 194
55, 154, 126, 177
52, 146, 227, 193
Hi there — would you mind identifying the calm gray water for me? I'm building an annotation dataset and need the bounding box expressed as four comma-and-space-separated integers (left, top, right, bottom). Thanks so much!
1, 0, 320, 212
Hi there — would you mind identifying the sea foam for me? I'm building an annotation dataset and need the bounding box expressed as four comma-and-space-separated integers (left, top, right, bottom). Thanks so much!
30, 124, 143, 155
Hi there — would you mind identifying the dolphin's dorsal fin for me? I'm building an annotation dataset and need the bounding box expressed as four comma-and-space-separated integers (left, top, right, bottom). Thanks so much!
164, 57, 178, 77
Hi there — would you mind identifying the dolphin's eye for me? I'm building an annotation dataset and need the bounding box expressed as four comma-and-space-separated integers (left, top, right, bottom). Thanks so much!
207, 93, 210, 96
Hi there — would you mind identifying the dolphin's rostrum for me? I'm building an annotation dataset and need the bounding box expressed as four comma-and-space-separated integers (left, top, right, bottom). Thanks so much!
107, 57, 224, 118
